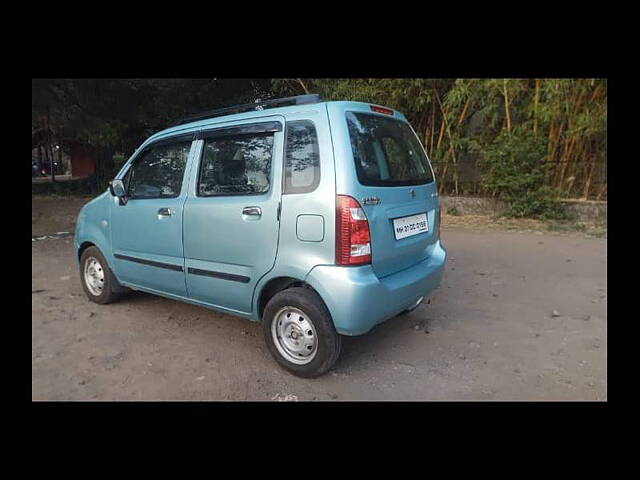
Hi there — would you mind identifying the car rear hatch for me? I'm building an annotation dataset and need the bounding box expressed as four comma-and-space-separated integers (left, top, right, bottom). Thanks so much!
344, 109, 439, 278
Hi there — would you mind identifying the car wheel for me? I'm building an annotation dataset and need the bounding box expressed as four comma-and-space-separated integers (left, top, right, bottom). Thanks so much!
79, 246, 121, 304
262, 287, 342, 378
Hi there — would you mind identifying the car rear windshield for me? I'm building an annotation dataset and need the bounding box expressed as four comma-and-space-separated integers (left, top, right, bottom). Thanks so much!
346, 111, 434, 187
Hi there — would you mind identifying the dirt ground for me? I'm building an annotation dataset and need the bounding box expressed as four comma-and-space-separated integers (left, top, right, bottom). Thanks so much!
32, 196, 607, 401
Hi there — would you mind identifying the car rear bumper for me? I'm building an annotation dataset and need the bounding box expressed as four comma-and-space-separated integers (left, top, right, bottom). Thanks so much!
305, 240, 447, 336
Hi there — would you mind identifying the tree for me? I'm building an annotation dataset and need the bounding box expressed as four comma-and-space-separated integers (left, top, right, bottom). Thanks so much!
32, 78, 273, 190
274, 78, 607, 206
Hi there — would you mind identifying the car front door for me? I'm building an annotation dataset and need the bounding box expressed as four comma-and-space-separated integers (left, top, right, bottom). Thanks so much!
110, 134, 195, 297
182, 117, 284, 315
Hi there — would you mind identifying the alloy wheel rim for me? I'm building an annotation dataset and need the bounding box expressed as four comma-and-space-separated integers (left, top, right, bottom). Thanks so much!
83, 256, 105, 296
271, 306, 318, 365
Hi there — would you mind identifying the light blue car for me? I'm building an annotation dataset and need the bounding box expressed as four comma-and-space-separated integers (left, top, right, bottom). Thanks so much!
75, 95, 447, 377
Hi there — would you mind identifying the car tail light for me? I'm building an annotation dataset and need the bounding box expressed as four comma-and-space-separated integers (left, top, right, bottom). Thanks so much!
336, 195, 371, 266
370, 105, 394, 115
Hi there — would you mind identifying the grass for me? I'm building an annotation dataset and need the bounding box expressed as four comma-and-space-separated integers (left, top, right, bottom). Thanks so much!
442, 213, 606, 237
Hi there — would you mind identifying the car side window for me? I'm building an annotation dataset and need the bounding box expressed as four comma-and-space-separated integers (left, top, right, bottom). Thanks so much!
127, 141, 191, 199
198, 133, 274, 196
284, 120, 320, 194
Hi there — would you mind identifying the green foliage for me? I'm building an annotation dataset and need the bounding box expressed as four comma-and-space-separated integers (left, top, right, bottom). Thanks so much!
282, 78, 607, 203
113, 153, 127, 169
481, 133, 567, 219
32, 78, 606, 210
33, 79, 274, 194
506, 187, 568, 220
280, 78, 450, 122
32, 79, 273, 168
32, 177, 93, 196
447, 205, 461, 216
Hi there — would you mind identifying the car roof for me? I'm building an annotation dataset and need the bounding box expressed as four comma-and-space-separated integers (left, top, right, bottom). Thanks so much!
142, 100, 407, 147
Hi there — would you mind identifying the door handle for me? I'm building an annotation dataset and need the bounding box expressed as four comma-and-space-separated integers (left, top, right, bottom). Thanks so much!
242, 206, 262, 216
157, 208, 172, 217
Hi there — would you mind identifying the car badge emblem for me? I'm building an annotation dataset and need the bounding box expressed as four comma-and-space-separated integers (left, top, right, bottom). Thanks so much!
361, 196, 381, 205
410, 189, 416, 199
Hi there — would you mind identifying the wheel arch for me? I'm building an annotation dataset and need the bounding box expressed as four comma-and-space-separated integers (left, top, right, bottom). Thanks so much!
256, 276, 322, 321
78, 241, 96, 261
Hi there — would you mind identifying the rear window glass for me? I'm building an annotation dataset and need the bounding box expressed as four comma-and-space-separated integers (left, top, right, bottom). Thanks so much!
346, 112, 434, 186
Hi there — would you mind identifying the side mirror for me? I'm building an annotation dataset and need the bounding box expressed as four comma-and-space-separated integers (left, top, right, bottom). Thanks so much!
109, 179, 128, 205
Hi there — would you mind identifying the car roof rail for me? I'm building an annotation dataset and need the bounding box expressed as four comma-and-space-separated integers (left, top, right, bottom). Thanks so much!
172, 94, 322, 126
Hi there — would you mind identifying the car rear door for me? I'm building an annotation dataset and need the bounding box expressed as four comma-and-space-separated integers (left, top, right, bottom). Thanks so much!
331, 104, 440, 278
182, 116, 284, 314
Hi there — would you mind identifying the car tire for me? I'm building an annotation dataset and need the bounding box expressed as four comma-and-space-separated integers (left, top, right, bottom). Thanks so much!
79, 246, 121, 305
262, 287, 342, 378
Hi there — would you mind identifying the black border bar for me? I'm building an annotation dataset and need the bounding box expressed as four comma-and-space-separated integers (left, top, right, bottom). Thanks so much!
197, 121, 282, 140
114, 254, 183, 272
113, 254, 251, 283
187, 267, 250, 284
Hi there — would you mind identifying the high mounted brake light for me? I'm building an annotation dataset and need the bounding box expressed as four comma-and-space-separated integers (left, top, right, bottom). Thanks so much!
336, 195, 371, 266
370, 105, 394, 115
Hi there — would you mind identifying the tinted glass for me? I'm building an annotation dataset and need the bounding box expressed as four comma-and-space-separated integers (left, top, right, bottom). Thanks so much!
127, 141, 191, 199
346, 112, 434, 186
284, 120, 320, 194
198, 133, 273, 196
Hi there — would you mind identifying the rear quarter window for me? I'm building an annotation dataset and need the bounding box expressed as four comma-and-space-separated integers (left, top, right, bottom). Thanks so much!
284, 120, 320, 194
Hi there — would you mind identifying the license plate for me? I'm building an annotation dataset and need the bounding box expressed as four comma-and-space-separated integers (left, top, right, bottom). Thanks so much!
393, 213, 429, 240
